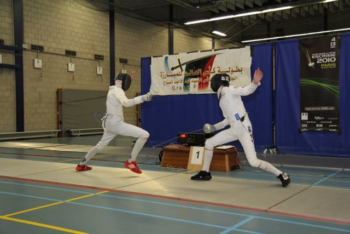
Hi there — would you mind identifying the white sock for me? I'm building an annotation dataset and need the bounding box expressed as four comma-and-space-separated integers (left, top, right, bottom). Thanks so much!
79, 147, 99, 165
128, 137, 147, 162
202, 149, 213, 172
258, 160, 282, 176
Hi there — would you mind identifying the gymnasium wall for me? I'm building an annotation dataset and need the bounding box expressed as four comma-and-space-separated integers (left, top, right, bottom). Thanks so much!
0, 0, 16, 132
0, 0, 218, 133
174, 28, 212, 53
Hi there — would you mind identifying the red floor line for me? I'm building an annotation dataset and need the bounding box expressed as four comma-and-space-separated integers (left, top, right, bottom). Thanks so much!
265, 210, 350, 225
0, 175, 349, 225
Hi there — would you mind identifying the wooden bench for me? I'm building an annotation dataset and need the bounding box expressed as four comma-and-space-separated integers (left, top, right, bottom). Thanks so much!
161, 144, 240, 172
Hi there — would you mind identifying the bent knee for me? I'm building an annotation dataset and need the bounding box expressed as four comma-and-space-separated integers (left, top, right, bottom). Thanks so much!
140, 131, 150, 139
205, 140, 215, 150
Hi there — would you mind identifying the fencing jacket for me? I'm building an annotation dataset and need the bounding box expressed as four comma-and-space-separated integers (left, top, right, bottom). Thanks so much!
106, 85, 143, 121
214, 82, 260, 130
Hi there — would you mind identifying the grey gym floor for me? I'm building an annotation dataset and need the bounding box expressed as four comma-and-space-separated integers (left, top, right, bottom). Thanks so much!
0, 135, 349, 234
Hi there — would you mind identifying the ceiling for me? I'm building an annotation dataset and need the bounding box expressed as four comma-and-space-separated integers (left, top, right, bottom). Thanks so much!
74, 0, 350, 46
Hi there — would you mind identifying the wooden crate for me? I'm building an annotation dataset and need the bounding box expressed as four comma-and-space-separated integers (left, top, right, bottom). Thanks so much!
161, 144, 240, 172
161, 145, 190, 169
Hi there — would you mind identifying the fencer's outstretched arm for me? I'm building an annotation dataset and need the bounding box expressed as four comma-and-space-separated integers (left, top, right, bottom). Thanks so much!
231, 68, 263, 96
114, 90, 152, 107
213, 118, 229, 130
203, 118, 229, 133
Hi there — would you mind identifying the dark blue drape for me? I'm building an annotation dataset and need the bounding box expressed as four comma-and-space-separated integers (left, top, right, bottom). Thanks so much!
243, 43, 274, 150
141, 44, 274, 151
275, 34, 350, 157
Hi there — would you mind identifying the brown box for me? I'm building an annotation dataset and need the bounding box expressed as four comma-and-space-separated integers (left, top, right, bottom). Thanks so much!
161, 144, 240, 172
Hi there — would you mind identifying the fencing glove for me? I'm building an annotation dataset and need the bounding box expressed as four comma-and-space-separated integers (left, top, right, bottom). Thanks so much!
203, 123, 216, 133
141, 92, 152, 102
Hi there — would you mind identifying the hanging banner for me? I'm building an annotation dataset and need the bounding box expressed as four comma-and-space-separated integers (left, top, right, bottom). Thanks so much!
299, 36, 340, 132
150, 47, 252, 95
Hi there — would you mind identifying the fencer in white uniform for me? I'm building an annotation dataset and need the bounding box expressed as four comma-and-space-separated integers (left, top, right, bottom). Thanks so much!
191, 68, 291, 187
76, 72, 152, 174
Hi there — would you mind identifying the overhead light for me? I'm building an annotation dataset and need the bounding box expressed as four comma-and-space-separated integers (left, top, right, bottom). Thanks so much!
241, 27, 350, 43
184, 0, 338, 25
185, 7, 293, 25
185, 15, 234, 25
233, 11, 261, 18
210, 15, 235, 21
261, 6, 293, 13
185, 19, 211, 25
212, 30, 227, 37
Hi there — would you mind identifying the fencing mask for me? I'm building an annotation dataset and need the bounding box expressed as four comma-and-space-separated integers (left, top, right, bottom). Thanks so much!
115, 73, 132, 91
210, 73, 230, 92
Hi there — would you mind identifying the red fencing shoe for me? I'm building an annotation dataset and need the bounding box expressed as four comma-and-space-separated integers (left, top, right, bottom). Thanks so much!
76, 165, 92, 171
124, 161, 142, 174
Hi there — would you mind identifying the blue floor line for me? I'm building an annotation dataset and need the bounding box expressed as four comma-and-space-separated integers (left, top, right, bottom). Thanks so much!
313, 170, 343, 186
0, 187, 349, 233
68, 200, 228, 229
0, 191, 61, 202
220, 217, 257, 234
0, 180, 94, 195
256, 216, 350, 233
321, 178, 350, 184
313, 184, 350, 189
98, 194, 350, 233
0, 191, 227, 230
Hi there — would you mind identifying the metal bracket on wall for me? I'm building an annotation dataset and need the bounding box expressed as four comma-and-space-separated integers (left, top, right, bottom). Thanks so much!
0, 44, 22, 51
0, 64, 21, 69
0, 45, 23, 69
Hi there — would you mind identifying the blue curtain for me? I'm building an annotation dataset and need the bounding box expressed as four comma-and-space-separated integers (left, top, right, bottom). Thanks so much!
141, 44, 274, 151
275, 34, 350, 157
243, 43, 274, 150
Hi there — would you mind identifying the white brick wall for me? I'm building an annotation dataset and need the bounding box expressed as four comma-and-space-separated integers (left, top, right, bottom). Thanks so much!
174, 29, 212, 53
0, 0, 16, 132
22, 0, 110, 131
0, 0, 221, 133
115, 13, 168, 126
0, 69, 16, 132
0, 0, 14, 43
215, 40, 240, 49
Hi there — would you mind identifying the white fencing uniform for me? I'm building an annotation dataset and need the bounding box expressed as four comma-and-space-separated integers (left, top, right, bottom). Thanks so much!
97, 85, 149, 150
79, 83, 149, 166
203, 82, 282, 176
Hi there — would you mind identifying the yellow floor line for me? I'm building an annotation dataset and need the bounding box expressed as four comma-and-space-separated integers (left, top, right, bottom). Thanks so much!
66, 191, 109, 202
4, 191, 110, 217
2, 190, 110, 233
0, 216, 87, 234
3, 202, 64, 217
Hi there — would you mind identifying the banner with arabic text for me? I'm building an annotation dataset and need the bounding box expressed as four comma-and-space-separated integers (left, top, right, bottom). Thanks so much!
150, 47, 252, 95
299, 36, 340, 132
